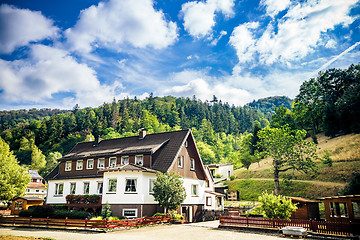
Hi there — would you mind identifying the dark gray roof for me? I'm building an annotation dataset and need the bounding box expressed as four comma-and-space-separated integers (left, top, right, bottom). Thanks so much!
12, 196, 45, 201
100, 163, 158, 173
58, 129, 190, 173
28, 170, 42, 179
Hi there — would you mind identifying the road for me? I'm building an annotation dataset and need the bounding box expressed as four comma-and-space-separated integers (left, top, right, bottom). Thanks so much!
0, 221, 288, 240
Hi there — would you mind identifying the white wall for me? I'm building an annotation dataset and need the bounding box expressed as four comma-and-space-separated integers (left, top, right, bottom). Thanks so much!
182, 177, 206, 205
102, 171, 157, 204
46, 178, 102, 204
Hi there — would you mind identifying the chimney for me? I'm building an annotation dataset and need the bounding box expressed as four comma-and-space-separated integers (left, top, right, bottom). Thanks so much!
139, 129, 146, 140
93, 135, 102, 147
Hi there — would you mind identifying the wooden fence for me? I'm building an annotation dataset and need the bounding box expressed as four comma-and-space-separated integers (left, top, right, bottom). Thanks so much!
0, 215, 170, 231
219, 215, 359, 236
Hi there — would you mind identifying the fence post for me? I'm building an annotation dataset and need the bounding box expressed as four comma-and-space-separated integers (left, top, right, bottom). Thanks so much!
309, 219, 313, 232
29, 216, 32, 227
13, 215, 16, 226
85, 218, 88, 229
65, 217, 68, 228
246, 215, 249, 227
46, 216, 49, 228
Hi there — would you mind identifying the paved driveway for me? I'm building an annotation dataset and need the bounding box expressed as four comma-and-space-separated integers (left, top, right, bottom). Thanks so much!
0, 221, 287, 240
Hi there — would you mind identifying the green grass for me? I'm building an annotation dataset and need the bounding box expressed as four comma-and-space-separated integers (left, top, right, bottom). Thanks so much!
226, 179, 342, 201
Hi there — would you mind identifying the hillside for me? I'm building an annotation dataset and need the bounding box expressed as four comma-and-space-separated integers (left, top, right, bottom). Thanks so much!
229, 133, 360, 200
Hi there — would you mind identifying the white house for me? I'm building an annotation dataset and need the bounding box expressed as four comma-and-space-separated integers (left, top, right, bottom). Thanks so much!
206, 163, 234, 180
25, 170, 46, 199
45, 129, 214, 222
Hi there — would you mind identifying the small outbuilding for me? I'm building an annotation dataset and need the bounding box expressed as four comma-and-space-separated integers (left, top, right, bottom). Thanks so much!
287, 197, 320, 220
320, 195, 360, 223
11, 196, 44, 215
227, 190, 239, 201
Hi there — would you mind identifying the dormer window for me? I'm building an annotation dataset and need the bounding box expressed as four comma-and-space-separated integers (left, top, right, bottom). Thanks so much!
135, 155, 143, 166
87, 159, 94, 169
109, 157, 117, 167
97, 158, 105, 169
178, 156, 184, 168
121, 156, 129, 165
76, 160, 83, 170
65, 161, 72, 171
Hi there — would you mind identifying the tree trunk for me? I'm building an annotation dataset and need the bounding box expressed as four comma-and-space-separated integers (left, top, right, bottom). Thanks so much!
274, 161, 280, 195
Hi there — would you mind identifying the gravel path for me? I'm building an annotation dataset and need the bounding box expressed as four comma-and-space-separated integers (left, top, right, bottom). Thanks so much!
0, 221, 288, 240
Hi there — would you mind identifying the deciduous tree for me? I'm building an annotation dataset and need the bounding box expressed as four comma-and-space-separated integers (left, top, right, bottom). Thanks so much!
258, 127, 318, 195
0, 137, 30, 203
152, 172, 186, 213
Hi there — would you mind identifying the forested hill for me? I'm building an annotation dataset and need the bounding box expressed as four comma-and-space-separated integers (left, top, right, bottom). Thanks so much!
245, 96, 293, 119
0, 95, 290, 176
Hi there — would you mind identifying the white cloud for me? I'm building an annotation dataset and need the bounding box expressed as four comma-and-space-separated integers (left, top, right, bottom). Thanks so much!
161, 70, 252, 105
65, 0, 178, 53
0, 44, 133, 108
325, 39, 337, 49
0, 4, 59, 54
181, 0, 234, 38
230, 0, 358, 65
229, 22, 259, 63
260, 0, 291, 18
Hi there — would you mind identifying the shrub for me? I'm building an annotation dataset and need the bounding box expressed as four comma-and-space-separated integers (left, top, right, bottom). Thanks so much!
153, 212, 168, 217
19, 209, 33, 217
170, 212, 184, 220
102, 202, 112, 219
229, 175, 235, 181
258, 191, 297, 219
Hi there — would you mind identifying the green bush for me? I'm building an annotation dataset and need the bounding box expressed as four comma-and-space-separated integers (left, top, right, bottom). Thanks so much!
152, 212, 168, 217
19, 209, 33, 217
170, 212, 184, 220
229, 175, 235, 181
19, 205, 89, 219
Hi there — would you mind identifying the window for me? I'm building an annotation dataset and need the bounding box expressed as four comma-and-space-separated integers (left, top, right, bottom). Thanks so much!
108, 179, 117, 193
87, 159, 94, 169
55, 183, 64, 196
97, 158, 105, 169
122, 209, 137, 219
97, 182, 103, 194
109, 157, 117, 167
329, 202, 348, 218
149, 179, 155, 193
135, 155, 143, 166
83, 182, 90, 194
125, 179, 137, 193
178, 156, 184, 168
352, 201, 360, 219
185, 141, 188, 148
206, 197, 212, 206
65, 161, 72, 171
36, 189, 39, 192
70, 183, 76, 194
121, 156, 129, 165
190, 158, 195, 170
76, 160, 83, 170
191, 184, 198, 196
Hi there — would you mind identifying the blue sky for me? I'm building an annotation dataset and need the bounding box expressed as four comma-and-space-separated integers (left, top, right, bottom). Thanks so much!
0, 0, 359, 110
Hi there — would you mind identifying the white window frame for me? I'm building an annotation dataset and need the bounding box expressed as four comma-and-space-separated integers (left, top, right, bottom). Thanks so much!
87, 159, 94, 169
122, 209, 138, 219
190, 158, 195, 170
191, 184, 198, 196
121, 156, 129, 165
97, 158, 105, 169
65, 161, 72, 171
109, 157, 117, 167
97, 181, 103, 194
55, 183, 64, 196
178, 156, 184, 168
108, 179, 117, 193
206, 196, 212, 206
125, 178, 137, 193
76, 160, 83, 170
135, 155, 143, 166
149, 179, 155, 193
70, 182, 76, 194
83, 182, 90, 194
185, 140, 188, 148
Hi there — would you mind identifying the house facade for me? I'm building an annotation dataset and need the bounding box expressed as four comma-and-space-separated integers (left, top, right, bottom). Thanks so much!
206, 163, 233, 180
25, 170, 46, 198
45, 129, 211, 222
